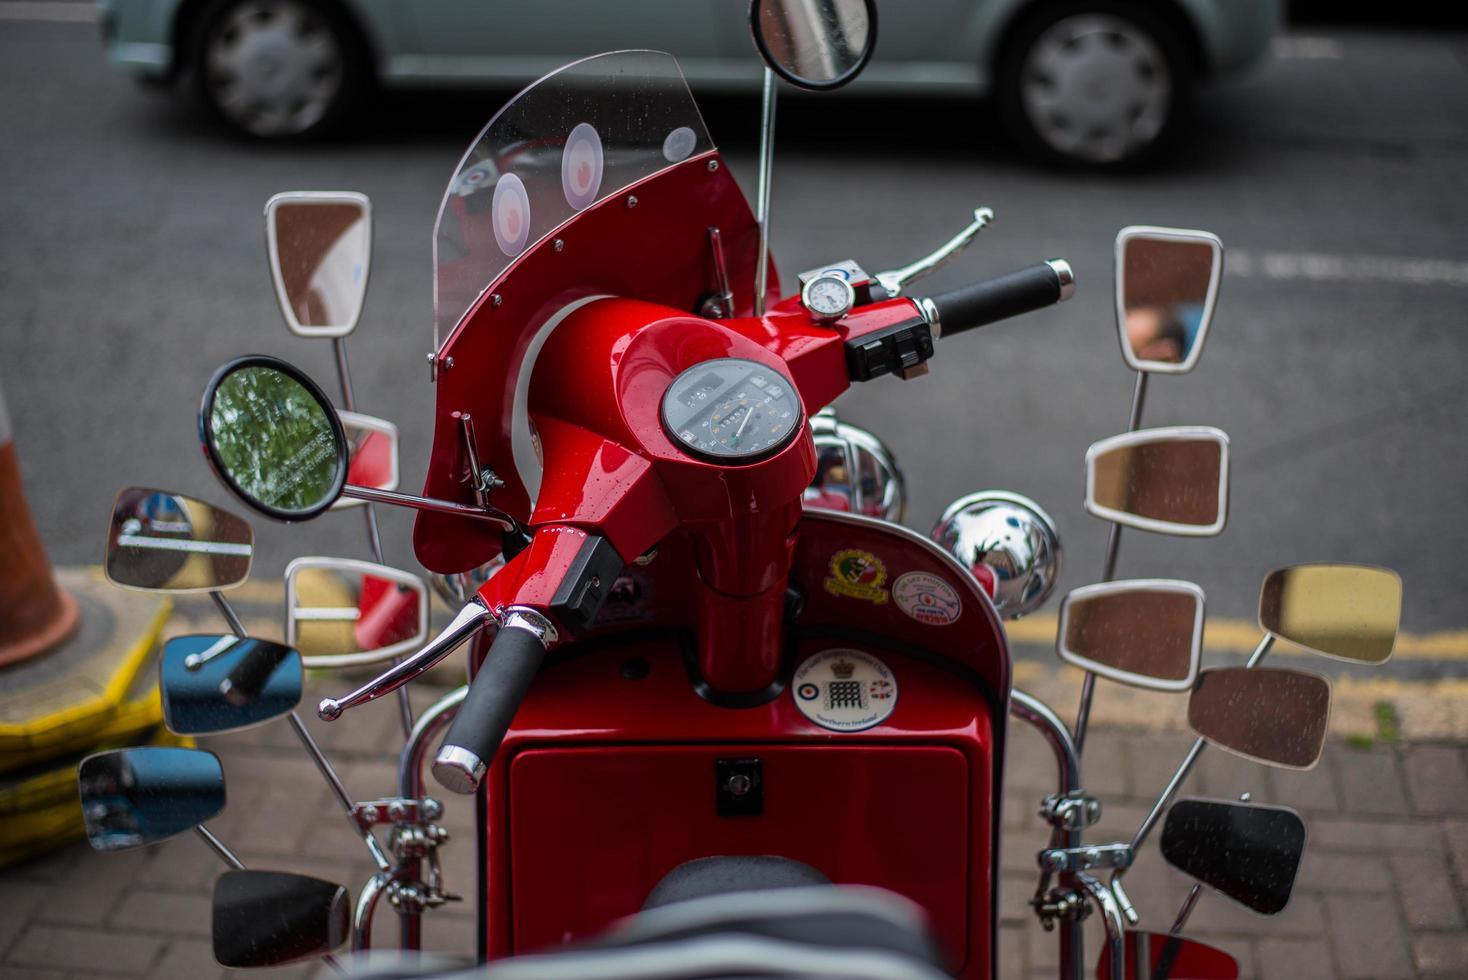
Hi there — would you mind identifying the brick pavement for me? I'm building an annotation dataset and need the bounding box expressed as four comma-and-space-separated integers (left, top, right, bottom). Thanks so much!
2, 674, 1465, 978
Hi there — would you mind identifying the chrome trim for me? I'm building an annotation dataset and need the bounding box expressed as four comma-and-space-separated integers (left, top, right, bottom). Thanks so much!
318, 599, 492, 720
932, 490, 1062, 620
1046, 258, 1076, 301
916, 297, 941, 337
352, 873, 390, 951
753, 66, 777, 317
875, 206, 994, 297
339, 483, 519, 530
503, 606, 559, 646
431, 745, 486, 797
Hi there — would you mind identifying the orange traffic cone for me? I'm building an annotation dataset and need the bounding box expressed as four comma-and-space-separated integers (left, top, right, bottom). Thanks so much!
0, 380, 78, 667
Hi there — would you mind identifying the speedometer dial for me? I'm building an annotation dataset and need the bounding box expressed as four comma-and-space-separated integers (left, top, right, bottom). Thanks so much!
661, 358, 802, 463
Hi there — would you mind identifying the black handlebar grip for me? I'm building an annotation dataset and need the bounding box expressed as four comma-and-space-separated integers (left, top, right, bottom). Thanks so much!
925, 259, 1074, 338
431, 616, 548, 795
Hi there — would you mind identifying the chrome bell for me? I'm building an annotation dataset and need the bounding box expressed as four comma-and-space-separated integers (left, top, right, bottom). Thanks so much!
429, 555, 505, 608
804, 408, 906, 522
931, 491, 1062, 619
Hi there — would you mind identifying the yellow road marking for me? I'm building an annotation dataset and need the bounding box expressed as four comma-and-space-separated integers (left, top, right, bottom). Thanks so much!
1004, 614, 1468, 662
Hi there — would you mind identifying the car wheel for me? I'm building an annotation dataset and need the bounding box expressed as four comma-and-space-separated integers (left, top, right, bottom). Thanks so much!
193, 0, 368, 139
996, 1, 1192, 167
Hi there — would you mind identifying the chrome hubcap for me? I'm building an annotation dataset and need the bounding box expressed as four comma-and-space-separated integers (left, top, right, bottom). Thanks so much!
1020, 15, 1171, 163
205, 1, 342, 136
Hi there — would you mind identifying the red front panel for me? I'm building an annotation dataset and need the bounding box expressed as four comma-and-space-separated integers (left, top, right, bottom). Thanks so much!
508, 744, 969, 965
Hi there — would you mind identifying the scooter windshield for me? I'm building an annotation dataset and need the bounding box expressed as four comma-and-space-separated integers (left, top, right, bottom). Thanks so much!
432, 50, 714, 349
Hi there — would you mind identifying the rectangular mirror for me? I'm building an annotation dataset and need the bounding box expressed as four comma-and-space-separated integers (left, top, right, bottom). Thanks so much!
106, 488, 253, 593
285, 557, 429, 669
1097, 930, 1240, 980
1259, 563, 1402, 665
1057, 579, 1205, 692
213, 870, 349, 968
78, 747, 225, 852
1161, 797, 1306, 916
1116, 226, 1223, 375
1085, 427, 1229, 537
161, 635, 303, 736
265, 191, 371, 338
331, 410, 400, 509
1188, 666, 1330, 769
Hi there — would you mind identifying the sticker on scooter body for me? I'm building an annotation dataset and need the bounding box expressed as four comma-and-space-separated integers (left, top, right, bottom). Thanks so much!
893, 571, 962, 626
792, 648, 897, 732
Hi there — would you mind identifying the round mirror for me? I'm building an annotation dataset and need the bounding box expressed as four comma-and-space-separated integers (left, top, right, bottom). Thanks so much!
199, 356, 347, 521
751, 0, 877, 91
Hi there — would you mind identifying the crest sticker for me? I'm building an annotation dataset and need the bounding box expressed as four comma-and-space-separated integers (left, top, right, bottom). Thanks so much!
823, 549, 889, 604
893, 572, 962, 626
792, 648, 898, 731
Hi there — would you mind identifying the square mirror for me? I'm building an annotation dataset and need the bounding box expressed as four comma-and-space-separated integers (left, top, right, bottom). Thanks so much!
331, 411, 400, 509
285, 557, 429, 669
265, 191, 371, 339
1084, 426, 1230, 537
1057, 579, 1205, 692
1116, 226, 1223, 375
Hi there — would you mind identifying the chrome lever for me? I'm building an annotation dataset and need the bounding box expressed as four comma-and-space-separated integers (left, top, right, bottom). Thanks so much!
875, 206, 995, 297
318, 599, 493, 720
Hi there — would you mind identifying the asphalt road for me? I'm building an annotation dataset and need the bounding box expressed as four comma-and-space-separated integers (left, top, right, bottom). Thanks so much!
2, 15, 1466, 658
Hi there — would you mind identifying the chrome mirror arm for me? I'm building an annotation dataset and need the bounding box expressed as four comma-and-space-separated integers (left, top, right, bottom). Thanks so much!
339, 484, 521, 533
318, 600, 493, 721
876, 206, 994, 297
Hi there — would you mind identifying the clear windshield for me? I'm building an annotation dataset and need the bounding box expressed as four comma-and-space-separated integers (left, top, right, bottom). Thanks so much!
432, 50, 715, 349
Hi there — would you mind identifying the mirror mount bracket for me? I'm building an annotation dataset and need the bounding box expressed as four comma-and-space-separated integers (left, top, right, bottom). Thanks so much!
1039, 842, 1134, 875
1039, 790, 1102, 832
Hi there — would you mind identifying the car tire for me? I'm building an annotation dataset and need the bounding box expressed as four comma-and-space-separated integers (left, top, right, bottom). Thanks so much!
995, 0, 1193, 167
191, 0, 370, 139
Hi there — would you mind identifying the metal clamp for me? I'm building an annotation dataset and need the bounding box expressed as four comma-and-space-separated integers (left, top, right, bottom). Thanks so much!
351, 797, 444, 832
1038, 842, 1134, 875
1039, 790, 1102, 831
1031, 889, 1089, 932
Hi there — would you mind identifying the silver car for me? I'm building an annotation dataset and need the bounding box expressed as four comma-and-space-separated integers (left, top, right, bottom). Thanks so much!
96, 0, 1281, 165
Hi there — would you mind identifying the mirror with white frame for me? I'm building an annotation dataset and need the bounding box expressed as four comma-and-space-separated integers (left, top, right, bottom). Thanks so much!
1116, 226, 1223, 374
285, 557, 430, 669
331, 410, 400, 509
1057, 579, 1205, 691
265, 192, 371, 338
1085, 426, 1230, 537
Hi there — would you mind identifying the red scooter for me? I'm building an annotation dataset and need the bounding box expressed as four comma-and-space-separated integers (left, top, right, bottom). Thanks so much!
82, 3, 1405, 978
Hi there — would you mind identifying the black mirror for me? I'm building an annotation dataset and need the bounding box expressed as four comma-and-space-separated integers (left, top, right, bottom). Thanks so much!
161, 635, 303, 735
750, 0, 877, 91
212, 870, 350, 968
1161, 798, 1307, 916
199, 355, 348, 521
78, 747, 225, 852
105, 488, 254, 593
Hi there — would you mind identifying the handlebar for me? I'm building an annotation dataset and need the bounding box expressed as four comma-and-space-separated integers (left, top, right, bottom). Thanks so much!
919, 259, 1074, 338
430, 608, 556, 795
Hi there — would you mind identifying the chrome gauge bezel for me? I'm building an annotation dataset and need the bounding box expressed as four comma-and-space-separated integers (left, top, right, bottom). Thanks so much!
659, 357, 803, 465
800, 274, 856, 323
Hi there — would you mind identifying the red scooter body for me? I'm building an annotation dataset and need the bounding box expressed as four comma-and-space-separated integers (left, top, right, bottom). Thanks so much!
411, 55, 1014, 979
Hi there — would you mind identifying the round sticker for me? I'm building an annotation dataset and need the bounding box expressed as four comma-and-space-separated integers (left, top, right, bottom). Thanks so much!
561, 122, 604, 210
662, 126, 697, 163
452, 159, 497, 198
492, 173, 531, 258
893, 572, 963, 627
791, 648, 897, 732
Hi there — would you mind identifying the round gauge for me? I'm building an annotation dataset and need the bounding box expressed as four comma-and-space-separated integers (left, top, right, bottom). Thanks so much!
661, 358, 803, 463
801, 274, 855, 323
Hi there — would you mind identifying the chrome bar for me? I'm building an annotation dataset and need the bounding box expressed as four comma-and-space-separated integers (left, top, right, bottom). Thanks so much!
210, 591, 247, 638
319, 600, 492, 721
1073, 370, 1150, 756
875, 207, 995, 297
353, 873, 390, 952
340, 484, 516, 529
400, 685, 469, 801
286, 710, 392, 873
753, 66, 777, 317
1077, 871, 1127, 977
708, 226, 734, 317
1169, 882, 1204, 935
195, 825, 245, 870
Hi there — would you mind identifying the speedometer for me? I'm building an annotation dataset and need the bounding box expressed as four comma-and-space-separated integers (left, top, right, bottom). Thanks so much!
660, 358, 802, 463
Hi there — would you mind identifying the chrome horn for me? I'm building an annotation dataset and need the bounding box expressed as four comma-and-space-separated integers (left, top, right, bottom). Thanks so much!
931, 491, 1062, 619
804, 408, 905, 522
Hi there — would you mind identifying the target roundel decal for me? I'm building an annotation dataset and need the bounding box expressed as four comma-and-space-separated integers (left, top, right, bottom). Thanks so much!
561, 122, 604, 211
492, 173, 532, 258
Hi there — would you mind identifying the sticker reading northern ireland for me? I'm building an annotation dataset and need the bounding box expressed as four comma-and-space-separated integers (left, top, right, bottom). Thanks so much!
892, 571, 962, 626
792, 648, 897, 732
823, 549, 888, 604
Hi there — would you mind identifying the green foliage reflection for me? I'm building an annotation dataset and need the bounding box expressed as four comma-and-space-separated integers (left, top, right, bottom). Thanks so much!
209, 367, 340, 514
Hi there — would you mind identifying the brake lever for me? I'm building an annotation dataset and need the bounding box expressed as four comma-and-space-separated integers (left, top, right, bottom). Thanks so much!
875, 206, 995, 297
318, 599, 494, 720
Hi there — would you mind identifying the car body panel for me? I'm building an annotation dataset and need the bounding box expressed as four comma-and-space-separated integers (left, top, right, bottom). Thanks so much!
98, 0, 1282, 92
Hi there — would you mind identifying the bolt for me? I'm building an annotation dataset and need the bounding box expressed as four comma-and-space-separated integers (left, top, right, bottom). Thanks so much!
626, 195, 638, 208
388, 801, 406, 821
726, 773, 753, 797
423, 798, 443, 820
1239, 791, 1252, 802
553, 238, 564, 252
359, 804, 378, 824
707, 159, 719, 172
444, 356, 455, 371
492, 293, 503, 307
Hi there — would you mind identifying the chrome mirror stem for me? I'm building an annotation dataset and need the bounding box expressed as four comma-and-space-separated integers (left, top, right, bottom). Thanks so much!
753, 66, 777, 317
339, 483, 519, 532
875, 206, 994, 297
319, 600, 493, 721
1169, 882, 1205, 935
